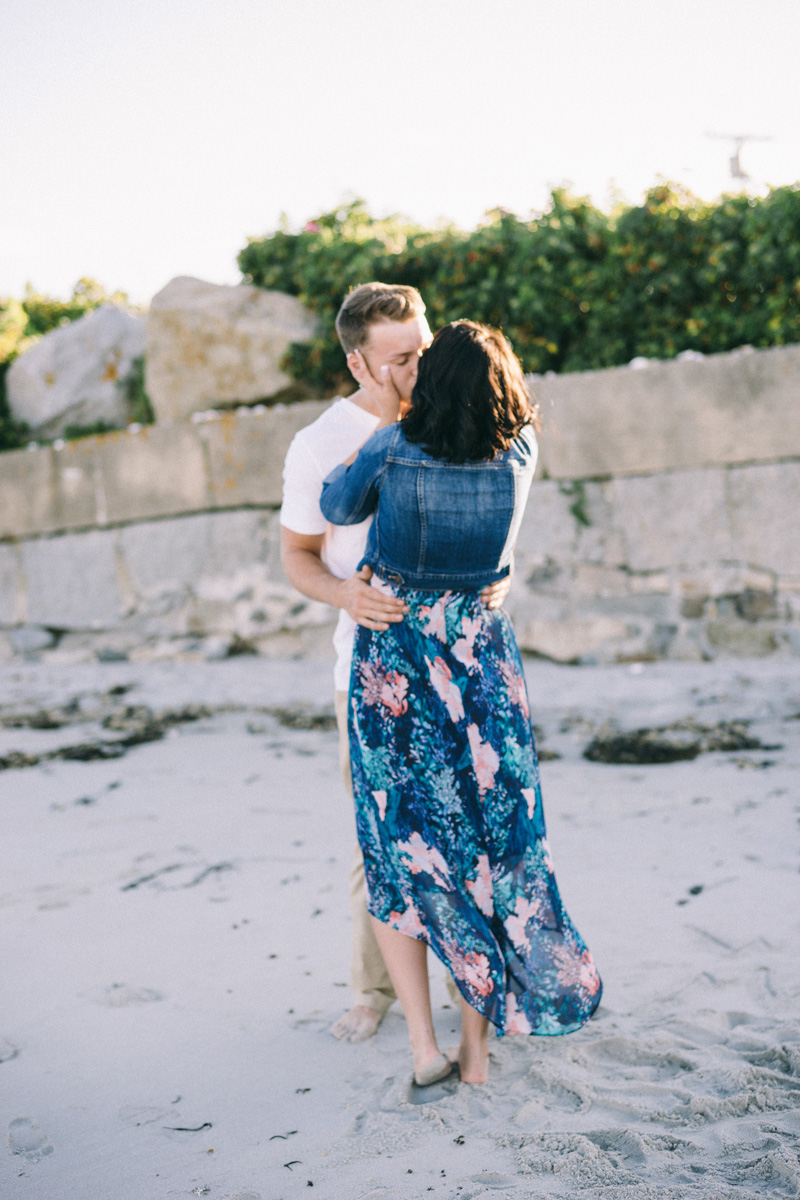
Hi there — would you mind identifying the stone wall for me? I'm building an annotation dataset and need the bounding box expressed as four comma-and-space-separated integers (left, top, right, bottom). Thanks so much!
1, 343, 798, 665
512, 460, 800, 663
0, 402, 329, 539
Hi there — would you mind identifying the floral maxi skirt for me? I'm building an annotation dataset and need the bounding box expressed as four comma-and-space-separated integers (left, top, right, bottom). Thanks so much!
348, 585, 602, 1037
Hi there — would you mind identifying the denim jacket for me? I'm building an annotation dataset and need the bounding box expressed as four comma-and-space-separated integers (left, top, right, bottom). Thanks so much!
320, 422, 538, 591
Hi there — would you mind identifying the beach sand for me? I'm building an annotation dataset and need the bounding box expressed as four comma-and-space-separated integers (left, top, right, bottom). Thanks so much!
1, 654, 798, 1199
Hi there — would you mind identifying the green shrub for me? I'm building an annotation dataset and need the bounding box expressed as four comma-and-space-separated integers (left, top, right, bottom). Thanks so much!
239, 185, 800, 392
20, 277, 130, 339
123, 355, 155, 426
0, 361, 29, 452
61, 420, 119, 441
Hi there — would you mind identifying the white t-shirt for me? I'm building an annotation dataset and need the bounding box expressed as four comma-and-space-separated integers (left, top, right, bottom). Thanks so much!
280, 397, 379, 691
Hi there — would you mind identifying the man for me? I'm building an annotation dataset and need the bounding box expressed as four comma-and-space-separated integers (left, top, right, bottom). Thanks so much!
280, 283, 508, 1042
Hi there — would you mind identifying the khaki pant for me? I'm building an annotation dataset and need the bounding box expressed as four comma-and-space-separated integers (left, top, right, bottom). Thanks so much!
334, 690, 397, 1017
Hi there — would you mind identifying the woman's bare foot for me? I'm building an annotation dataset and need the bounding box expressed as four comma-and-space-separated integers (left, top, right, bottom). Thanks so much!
330, 1005, 383, 1042
412, 1051, 453, 1087
448, 994, 491, 1083
446, 1042, 489, 1084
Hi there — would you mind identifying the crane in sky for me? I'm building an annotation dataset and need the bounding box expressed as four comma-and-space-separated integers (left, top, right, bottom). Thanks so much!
705, 132, 772, 182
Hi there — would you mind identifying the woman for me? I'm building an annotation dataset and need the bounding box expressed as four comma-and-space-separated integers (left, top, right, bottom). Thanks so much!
321, 321, 601, 1086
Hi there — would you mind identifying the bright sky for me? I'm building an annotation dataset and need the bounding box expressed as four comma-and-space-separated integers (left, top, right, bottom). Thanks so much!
2, 0, 799, 306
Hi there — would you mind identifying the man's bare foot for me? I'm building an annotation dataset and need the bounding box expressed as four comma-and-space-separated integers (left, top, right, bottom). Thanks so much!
330, 1005, 383, 1043
446, 1043, 489, 1085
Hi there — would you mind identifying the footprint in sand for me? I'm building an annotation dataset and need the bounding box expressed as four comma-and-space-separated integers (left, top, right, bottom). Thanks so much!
407, 1071, 460, 1105
463, 1173, 519, 1193
8, 1118, 54, 1161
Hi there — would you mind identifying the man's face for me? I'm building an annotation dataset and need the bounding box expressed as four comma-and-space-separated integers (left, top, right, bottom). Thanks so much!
355, 315, 433, 404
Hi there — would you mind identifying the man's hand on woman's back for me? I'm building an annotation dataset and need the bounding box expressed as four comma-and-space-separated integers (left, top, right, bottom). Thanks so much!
337, 566, 409, 631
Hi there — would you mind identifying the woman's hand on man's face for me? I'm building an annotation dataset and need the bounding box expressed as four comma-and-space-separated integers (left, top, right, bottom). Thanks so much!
349, 350, 403, 427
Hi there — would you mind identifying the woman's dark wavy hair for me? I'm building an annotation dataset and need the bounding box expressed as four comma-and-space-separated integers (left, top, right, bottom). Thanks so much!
402, 320, 539, 463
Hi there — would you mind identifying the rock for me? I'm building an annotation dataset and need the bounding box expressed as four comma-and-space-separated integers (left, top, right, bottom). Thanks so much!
680, 596, 707, 619
23, 529, 122, 630
667, 629, 708, 662
517, 616, 629, 663
145, 277, 318, 422
733, 588, 778, 622
706, 619, 778, 656
0, 544, 20, 624
0, 632, 15, 663
6, 304, 145, 438
8, 626, 56, 654
41, 629, 141, 665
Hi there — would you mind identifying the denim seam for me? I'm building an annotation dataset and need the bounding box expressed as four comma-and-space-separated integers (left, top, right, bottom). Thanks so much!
416, 467, 427, 573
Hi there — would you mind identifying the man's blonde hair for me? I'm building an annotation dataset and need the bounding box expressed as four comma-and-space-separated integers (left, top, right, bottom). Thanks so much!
335, 282, 426, 354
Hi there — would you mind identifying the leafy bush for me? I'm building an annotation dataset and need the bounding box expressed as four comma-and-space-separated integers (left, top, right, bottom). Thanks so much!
0, 362, 29, 452
20, 277, 130, 340
122, 355, 155, 426
239, 185, 800, 392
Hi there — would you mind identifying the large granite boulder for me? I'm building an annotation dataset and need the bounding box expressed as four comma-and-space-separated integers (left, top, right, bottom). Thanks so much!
145, 277, 318, 421
7, 304, 145, 438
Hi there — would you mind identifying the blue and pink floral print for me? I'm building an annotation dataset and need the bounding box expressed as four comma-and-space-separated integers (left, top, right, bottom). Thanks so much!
349, 583, 602, 1037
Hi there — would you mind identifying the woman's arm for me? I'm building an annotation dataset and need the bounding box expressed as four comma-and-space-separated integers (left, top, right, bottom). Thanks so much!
320, 425, 395, 526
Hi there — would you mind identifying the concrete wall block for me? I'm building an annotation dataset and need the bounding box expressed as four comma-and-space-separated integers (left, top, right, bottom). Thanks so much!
584, 593, 675, 621
118, 512, 211, 596
192, 563, 268, 606
203, 508, 277, 575
613, 469, 733, 572
507, 584, 573, 629
521, 558, 571, 597
515, 481, 584, 567
572, 563, 630, 597
629, 572, 671, 594
23, 529, 122, 629
516, 615, 634, 663
187, 577, 331, 640
534, 343, 800, 479
52, 438, 103, 529
99, 424, 209, 524
706, 619, 780, 656
782, 593, 800, 621
517, 479, 619, 569
255, 510, 285, 580
0, 632, 15, 663
0, 543, 22, 625
125, 600, 194, 638
666, 625, 709, 662
727, 461, 800, 576
0, 447, 57, 538
675, 564, 777, 602
201, 401, 330, 509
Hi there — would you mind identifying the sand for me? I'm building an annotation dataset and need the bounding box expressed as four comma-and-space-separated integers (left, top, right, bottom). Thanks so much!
1, 654, 799, 1200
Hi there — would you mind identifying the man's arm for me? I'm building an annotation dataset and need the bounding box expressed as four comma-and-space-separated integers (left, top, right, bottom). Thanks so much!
280, 527, 408, 632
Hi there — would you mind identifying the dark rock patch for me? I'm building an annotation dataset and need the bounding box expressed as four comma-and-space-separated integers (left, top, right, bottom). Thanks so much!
266, 704, 337, 732
584, 719, 778, 765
